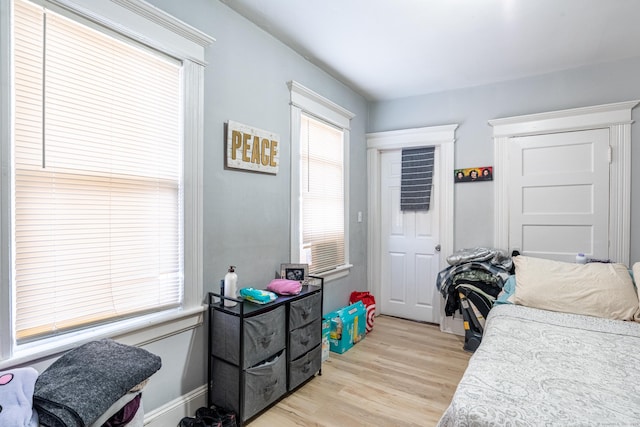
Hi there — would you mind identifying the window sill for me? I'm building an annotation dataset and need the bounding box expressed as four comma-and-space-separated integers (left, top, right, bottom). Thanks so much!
313, 264, 353, 282
0, 304, 206, 370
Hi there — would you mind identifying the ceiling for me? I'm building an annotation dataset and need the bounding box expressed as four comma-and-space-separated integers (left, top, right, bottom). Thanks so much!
221, 0, 640, 101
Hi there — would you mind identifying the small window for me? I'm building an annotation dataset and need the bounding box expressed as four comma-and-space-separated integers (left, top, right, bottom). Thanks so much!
289, 81, 354, 279
300, 114, 345, 273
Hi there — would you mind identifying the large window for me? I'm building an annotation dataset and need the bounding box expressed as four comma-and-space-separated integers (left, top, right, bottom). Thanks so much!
1, 0, 212, 361
14, 0, 183, 341
289, 81, 354, 279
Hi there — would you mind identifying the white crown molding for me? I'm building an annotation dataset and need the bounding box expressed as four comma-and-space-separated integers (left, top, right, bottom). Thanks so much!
111, 0, 215, 46
288, 81, 355, 129
489, 100, 639, 137
366, 124, 458, 150
37, 0, 215, 64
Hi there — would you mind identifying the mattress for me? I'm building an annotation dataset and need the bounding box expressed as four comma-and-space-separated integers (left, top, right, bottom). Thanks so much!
438, 304, 640, 426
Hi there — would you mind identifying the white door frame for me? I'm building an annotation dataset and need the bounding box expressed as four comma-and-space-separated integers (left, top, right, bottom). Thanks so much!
490, 100, 639, 265
367, 125, 457, 316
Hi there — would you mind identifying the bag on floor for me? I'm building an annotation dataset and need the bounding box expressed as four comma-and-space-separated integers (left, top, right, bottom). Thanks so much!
349, 291, 376, 333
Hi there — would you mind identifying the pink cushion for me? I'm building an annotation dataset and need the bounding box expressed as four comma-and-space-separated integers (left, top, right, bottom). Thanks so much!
267, 278, 302, 295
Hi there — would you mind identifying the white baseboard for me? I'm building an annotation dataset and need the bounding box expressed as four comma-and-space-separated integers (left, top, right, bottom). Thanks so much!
144, 385, 207, 427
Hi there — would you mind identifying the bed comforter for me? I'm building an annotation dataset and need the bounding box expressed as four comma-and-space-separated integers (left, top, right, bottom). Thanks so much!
438, 304, 640, 426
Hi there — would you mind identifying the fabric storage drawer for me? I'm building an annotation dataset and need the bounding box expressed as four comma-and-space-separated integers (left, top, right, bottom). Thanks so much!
244, 306, 286, 368
210, 358, 240, 418
244, 350, 287, 421
210, 350, 287, 422
289, 345, 321, 391
212, 305, 286, 368
289, 292, 321, 330
289, 317, 321, 361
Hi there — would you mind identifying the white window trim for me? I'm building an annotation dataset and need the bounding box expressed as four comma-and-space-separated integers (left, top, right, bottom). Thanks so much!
288, 81, 355, 282
0, 0, 214, 367
490, 100, 639, 266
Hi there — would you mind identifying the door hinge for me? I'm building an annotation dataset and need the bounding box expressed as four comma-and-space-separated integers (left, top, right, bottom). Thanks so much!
608, 145, 612, 164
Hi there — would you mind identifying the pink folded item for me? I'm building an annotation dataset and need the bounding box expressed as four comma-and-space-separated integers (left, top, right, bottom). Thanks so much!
267, 278, 302, 295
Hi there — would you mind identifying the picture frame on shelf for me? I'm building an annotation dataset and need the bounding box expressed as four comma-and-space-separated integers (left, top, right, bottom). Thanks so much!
280, 263, 308, 282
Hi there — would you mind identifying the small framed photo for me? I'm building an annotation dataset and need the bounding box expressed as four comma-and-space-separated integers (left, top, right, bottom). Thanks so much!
280, 263, 308, 282
455, 166, 493, 183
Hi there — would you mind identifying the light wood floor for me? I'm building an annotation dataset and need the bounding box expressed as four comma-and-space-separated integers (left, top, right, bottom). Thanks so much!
247, 315, 471, 427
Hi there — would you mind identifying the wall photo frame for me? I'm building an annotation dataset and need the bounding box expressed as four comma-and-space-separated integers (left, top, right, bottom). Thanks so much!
455, 166, 492, 183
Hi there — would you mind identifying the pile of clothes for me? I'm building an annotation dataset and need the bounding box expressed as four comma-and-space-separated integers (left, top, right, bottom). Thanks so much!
437, 247, 513, 351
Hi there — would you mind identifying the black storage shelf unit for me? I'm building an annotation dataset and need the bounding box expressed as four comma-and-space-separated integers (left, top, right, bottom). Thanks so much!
207, 277, 323, 426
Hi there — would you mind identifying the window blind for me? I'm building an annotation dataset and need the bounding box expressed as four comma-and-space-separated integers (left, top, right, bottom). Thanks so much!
300, 114, 345, 274
13, 0, 183, 341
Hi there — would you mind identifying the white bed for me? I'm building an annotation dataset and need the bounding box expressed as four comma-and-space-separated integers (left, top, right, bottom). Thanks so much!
438, 304, 640, 426
438, 256, 640, 426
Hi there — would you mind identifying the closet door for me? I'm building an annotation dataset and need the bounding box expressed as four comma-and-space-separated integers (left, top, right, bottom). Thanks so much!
508, 128, 610, 262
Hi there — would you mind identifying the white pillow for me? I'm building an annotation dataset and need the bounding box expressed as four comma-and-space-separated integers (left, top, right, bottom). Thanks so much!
513, 256, 640, 321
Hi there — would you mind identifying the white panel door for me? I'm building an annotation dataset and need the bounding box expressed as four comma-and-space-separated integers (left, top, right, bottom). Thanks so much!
509, 128, 610, 262
380, 149, 440, 323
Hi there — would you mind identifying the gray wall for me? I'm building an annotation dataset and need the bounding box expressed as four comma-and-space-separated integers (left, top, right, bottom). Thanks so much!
146, 0, 370, 309
369, 56, 640, 261
137, 0, 369, 416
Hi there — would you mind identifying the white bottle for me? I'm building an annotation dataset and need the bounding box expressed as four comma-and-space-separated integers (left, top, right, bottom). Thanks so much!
224, 265, 238, 307
576, 253, 587, 264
